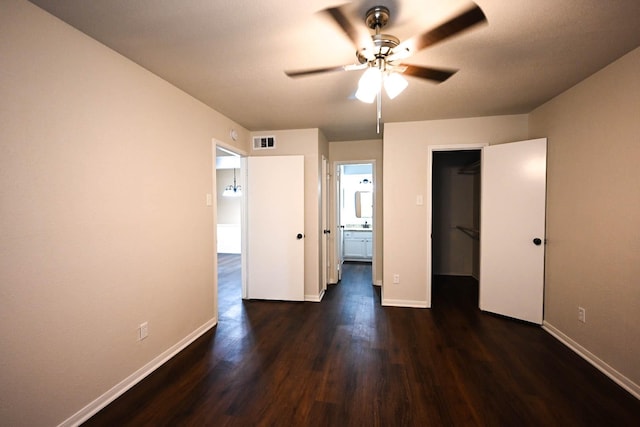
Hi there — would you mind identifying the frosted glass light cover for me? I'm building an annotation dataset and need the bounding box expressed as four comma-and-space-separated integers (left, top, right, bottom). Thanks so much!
355, 68, 382, 103
384, 73, 408, 99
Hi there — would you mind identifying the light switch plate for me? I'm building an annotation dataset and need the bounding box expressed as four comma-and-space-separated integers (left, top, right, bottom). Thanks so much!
139, 322, 149, 340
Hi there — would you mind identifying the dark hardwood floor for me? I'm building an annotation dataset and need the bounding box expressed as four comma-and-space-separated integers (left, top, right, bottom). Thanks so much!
84, 256, 640, 426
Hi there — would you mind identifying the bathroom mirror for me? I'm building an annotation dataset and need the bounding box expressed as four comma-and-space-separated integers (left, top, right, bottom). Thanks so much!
355, 191, 373, 218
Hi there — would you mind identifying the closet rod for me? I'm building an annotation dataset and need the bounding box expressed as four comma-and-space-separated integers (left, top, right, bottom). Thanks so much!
456, 225, 480, 240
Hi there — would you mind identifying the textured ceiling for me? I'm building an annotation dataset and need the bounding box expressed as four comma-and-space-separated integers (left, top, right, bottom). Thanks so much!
29, 0, 640, 141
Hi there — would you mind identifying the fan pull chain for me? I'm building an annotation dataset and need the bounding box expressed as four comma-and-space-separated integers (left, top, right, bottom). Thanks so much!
376, 89, 382, 134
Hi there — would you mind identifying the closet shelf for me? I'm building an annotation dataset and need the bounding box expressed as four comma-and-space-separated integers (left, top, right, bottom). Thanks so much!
458, 160, 480, 175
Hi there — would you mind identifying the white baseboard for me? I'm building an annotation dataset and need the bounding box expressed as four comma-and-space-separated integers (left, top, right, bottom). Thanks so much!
381, 298, 429, 308
59, 318, 218, 427
542, 321, 640, 400
305, 290, 324, 302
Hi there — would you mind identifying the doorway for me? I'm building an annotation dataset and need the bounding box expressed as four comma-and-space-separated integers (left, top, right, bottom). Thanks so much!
335, 161, 376, 286
427, 139, 547, 322
429, 147, 483, 307
215, 145, 244, 310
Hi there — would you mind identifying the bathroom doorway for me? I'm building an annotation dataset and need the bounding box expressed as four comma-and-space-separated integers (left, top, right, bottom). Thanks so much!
335, 161, 376, 286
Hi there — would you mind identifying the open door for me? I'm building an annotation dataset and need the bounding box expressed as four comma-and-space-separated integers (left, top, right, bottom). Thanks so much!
480, 138, 547, 324
246, 155, 305, 301
321, 156, 329, 291
335, 164, 344, 281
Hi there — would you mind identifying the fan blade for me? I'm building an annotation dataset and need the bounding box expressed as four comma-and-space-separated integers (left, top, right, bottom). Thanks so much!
400, 64, 457, 82
285, 63, 366, 78
323, 5, 374, 57
392, 4, 486, 60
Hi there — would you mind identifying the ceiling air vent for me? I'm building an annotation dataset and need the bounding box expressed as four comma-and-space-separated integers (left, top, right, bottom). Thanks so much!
253, 136, 276, 150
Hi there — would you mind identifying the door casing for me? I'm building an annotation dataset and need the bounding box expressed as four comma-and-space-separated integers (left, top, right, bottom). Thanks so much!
427, 139, 547, 324
331, 160, 377, 286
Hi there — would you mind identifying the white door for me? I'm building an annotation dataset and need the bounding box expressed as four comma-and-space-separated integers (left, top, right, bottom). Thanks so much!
336, 165, 344, 281
480, 138, 547, 324
321, 156, 329, 291
247, 155, 305, 301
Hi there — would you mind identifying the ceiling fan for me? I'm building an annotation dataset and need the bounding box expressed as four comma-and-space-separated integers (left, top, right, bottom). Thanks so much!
285, 2, 487, 132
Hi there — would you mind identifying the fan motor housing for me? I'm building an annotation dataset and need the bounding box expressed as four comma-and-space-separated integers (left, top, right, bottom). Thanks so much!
357, 7, 399, 62
357, 33, 400, 63
365, 6, 390, 30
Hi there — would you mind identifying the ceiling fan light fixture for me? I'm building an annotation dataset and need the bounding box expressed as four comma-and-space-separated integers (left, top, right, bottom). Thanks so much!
284, 3, 487, 133
222, 168, 242, 197
384, 72, 408, 99
355, 67, 382, 103
222, 185, 242, 197
354, 86, 376, 104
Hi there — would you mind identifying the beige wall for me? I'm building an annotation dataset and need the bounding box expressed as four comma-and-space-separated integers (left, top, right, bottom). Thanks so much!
530, 47, 640, 389
0, 1, 248, 425
382, 116, 529, 306
3, 1, 639, 424
329, 139, 383, 285
248, 129, 324, 300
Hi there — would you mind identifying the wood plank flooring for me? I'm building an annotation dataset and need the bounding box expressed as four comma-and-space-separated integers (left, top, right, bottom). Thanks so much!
84, 255, 640, 426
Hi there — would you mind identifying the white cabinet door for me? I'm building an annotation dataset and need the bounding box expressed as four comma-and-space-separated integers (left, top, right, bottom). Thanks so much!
343, 232, 364, 259
247, 155, 305, 301
480, 138, 547, 324
364, 237, 373, 258
343, 231, 372, 260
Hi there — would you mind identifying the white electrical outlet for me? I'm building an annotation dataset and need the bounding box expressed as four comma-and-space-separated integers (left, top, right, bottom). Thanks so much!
139, 322, 149, 340
393, 274, 400, 284
578, 307, 586, 323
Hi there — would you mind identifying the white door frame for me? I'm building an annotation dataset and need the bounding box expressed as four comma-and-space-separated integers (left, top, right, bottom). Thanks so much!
332, 159, 377, 286
426, 143, 486, 307
240, 157, 248, 299
334, 163, 343, 283
321, 156, 329, 292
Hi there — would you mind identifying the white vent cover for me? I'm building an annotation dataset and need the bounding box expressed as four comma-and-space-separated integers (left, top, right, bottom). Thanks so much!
253, 136, 276, 150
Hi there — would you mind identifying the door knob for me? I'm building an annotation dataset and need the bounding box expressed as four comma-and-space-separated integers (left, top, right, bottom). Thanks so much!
533, 238, 542, 246
297, 233, 304, 240
323, 229, 331, 234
